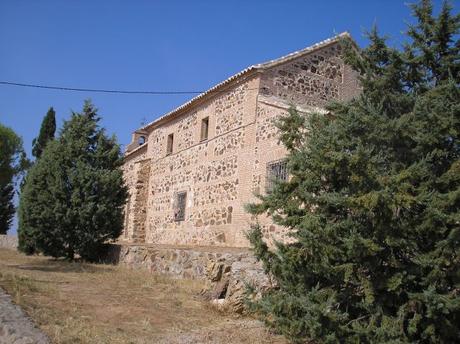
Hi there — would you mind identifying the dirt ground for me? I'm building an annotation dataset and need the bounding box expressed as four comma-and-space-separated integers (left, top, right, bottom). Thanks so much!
0, 248, 286, 344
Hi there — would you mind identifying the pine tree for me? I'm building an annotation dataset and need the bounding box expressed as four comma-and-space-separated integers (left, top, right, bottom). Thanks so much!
0, 124, 28, 235
32, 107, 56, 159
18, 100, 128, 260
247, 1, 460, 342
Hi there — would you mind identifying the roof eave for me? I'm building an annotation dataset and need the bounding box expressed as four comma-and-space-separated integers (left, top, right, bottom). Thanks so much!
140, 67, 262, 132
138, 32, 358, 133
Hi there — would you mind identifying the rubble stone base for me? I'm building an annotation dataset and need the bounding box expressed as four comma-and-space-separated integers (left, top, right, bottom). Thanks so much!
105, 243, 273, 313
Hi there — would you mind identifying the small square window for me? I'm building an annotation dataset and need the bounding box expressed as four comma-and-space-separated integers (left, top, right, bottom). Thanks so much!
200, 117, 209, 141
266, 159, 288, 193
174, 191, 187, 222
166, 133, 174, 155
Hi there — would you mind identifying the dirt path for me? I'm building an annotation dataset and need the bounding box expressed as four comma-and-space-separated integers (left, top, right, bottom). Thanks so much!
0, 249, 285, 344
0, 287, 49, 344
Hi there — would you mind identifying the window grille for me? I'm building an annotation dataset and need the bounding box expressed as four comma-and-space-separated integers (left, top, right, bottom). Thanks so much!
266, 159, 288, 192
200, 117, 209, 141
174, 191, 187, 221
166, 133, 174, 155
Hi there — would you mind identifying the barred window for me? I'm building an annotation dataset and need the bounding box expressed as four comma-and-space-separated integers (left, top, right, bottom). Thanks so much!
266, 159, 288, 192
174, 191, 187, 221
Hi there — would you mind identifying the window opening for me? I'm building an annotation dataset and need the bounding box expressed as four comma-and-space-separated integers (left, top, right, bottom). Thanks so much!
174, 191, 187, 221
167, 133, 174, 155
200, 117, 209, 141
266, 159, 288, 192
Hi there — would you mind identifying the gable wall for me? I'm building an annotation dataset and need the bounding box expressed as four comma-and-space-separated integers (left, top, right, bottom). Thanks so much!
260, 41, 360, 108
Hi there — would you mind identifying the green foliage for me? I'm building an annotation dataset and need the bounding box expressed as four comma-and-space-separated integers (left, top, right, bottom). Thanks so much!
18, 100, 128, 260
0, 123, 28, 234
0, 184, 15, 235
32, 107, 56, 159
19, 106, 56, 249
247, 1, 460, 342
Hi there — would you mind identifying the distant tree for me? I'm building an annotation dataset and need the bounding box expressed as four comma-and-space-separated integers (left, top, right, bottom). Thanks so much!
0, 124, 28, 234
247, 1, 460, 343
18, 100, 128, 260
0, 184, 15, 235
32, 107, 56, 159
18, 107, 56, 252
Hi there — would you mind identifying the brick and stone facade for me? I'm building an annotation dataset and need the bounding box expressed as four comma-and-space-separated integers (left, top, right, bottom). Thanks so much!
121, 33, 360, 248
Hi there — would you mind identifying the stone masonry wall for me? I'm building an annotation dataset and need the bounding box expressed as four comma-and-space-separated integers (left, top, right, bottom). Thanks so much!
260, 41, 359, 108
122, 146, 147, 240
131, 159, 151, 243
251, 101, 291, 245
137, 76, 260, 247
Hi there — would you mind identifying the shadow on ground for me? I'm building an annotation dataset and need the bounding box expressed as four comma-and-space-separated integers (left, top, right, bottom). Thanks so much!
7, 259, 114, 274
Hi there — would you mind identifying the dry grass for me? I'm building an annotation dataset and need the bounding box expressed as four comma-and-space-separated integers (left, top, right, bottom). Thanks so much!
0, 248, 285, 344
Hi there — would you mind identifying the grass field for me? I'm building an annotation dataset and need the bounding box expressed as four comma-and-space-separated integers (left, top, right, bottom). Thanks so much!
0, 248, 285, 344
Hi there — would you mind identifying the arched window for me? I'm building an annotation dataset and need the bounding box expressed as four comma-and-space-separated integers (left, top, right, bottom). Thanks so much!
138, 136, 146, 145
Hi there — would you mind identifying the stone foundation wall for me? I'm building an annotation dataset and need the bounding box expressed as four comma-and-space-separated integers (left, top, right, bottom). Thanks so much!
106, 243, 272, 313
0, 235, 18, 250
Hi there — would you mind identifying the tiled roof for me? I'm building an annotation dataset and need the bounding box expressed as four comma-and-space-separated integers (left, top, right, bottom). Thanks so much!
138, 32, 352, 132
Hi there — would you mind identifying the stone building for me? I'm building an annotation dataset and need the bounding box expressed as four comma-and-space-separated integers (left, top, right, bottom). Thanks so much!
121, 32, 360, 248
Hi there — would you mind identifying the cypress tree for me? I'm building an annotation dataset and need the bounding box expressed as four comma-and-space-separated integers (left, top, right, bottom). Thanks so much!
247, 1, 459, 342
0, 124, 27, 234
18, 107, 56, 251
32, 107, 56, 159
18, 100, 128, 260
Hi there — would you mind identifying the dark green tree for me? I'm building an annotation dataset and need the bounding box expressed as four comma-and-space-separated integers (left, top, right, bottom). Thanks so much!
18, 100, 128, 260
247, 1, 460, 343
18, 106, 56, 252
0, 124, 28, 234
0, 184, 15, 234
32, 107, 56, 159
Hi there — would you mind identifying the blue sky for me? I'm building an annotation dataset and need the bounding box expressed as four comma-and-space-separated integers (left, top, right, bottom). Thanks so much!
0, 0, 454, 233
